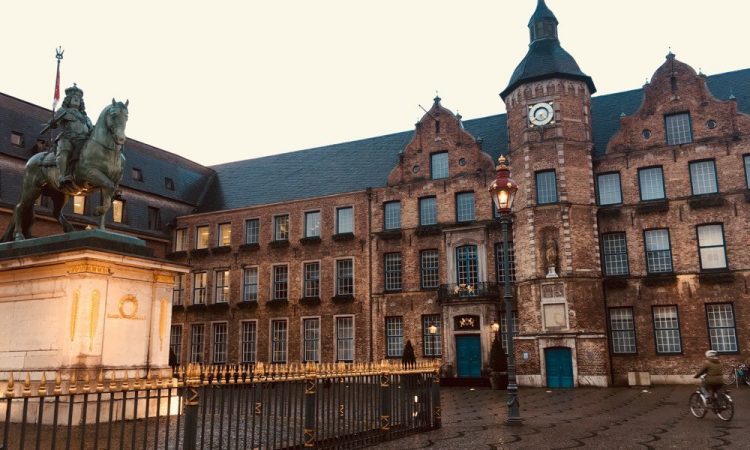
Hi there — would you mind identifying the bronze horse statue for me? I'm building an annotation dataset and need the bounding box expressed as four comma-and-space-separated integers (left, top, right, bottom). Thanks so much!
2, 99, 129, 241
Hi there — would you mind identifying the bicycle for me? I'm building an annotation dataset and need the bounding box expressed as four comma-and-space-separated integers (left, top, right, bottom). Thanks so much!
724, 363, 750, 387
689, 380, 734, 421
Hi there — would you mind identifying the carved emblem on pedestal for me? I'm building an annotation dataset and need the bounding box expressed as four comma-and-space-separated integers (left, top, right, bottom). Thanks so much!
118, 295, 139, 319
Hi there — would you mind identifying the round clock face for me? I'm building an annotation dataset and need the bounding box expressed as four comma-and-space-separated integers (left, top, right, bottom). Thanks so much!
529, 102, 554, 126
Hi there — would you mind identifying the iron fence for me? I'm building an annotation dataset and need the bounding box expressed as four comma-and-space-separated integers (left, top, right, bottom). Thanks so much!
0, 361, 440, 449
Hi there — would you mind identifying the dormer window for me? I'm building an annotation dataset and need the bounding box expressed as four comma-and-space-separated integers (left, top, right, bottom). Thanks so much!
665, 113, 692, 145
10, 132, 23, 147
131, 168, 143, 181
165, 177, 175, 190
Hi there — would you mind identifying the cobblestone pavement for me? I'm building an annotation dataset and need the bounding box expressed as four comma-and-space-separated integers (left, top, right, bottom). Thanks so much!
374, 385, 750, 449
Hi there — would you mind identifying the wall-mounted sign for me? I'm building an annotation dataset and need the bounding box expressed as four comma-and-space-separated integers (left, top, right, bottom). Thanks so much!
453, 315, 480, 331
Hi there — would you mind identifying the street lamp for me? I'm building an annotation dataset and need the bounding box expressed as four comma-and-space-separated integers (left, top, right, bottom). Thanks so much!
488, 155, 522, 425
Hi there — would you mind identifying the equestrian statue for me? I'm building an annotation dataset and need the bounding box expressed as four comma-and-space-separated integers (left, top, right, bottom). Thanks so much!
1, 84, 129, 241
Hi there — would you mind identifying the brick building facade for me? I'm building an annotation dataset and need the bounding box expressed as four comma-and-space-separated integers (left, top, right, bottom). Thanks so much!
2, 0, 750, 387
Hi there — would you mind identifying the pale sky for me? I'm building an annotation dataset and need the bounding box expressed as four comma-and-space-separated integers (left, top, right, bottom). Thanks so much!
2, 1, 748, 166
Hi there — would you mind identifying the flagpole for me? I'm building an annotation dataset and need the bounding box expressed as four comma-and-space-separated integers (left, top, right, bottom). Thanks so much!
49, 46, 64, 147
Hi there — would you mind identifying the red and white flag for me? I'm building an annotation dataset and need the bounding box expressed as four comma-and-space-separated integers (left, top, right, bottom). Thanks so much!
52, 62, 61, 111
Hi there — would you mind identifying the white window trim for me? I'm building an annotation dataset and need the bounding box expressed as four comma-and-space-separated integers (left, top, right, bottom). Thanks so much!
333, 315, 355, 363
239, 319, 259, 364
335, 205, 355, 234
195, 224, 210, 249
268, 317, 289, 363
301, 259, 322, 298
244, 217, 261, 244
302, 208, 322, 238
209, 321, 229, 364
217, 222, 232, 247
300, 315, 322, 363
333, 257, 356, 297
270, 263, 289, 300
273, 213, 291, 241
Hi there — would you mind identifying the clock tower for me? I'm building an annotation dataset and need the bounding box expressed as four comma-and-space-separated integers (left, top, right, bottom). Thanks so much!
500, 0, 609, 387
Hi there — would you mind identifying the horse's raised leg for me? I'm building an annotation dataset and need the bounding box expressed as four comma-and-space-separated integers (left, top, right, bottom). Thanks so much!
51, 192, 75, 233
85, 168, 117, 231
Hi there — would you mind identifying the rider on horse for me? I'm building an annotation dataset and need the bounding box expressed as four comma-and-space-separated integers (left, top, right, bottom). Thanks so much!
41, 84, 93, 187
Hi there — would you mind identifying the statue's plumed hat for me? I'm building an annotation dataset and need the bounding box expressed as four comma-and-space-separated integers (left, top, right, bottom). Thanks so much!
65, 84, 83, 97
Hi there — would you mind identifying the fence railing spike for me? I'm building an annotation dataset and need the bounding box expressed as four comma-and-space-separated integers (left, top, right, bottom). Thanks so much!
54, 371, 62, 395
37, 371, 48, 396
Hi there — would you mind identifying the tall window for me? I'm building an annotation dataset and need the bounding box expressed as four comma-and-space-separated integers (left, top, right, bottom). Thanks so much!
305, 211, 321, 238
638, 166, 666, 201
601, 233, 629, 276
245, 219, 259, 244
422, 315, 442, 357
336, 206, 353, 234
689, 160, 718, 195
384, 201, 401, 230
196, 225, 209, 249
148, 207, 160, 230
271, 320, 288, 363
744, 155, 750, 188
217, 223, 231, 246
431, 152, 449, 179
243, 267, 258, 302
214, 270, 229, 303
274, 215, 289, 241
112, 199, 125, 223
644, 229, 672, 274
172, 274, 184, 305
272, 266, 288, 300
665, 112, 692, 145
192, 272, 207, 305
455, 192, 475, 222
697, 224, 727, 270
384, 253, 402, 291
456, 245, 478, 287
500, 312, 519, 351
609, 308, 636, 354
170, 325, 182, 365
336, 316, 354, 362
174, 228, 187, 252
385, 316, 404, 357
73, 195, 86, 215
212, 322, 228, 364
240, 321, 257, 364
495, 241, 516, 283
336, 259, 354, 296
596, 173, 622, 205
419, 196, 437, 226
653, 306, 681, 354
189, 324, 205, 363
302, 318, 320, 362
535, 170, 558, 204
303, 262, 320, 298
706, 304, 738, 353
420, 250, 439, 289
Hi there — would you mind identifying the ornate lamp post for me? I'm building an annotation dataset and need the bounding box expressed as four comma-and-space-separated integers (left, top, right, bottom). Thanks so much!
488, 155, 522, 425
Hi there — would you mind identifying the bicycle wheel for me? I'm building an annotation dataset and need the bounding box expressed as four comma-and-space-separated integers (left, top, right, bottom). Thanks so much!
716, 395, 734, 421
724, 371, 736, 386
743, 375, 750, 387
689, 392, 707, 418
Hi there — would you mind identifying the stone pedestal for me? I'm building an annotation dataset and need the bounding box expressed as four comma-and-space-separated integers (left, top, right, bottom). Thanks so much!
0, 230, 189, 371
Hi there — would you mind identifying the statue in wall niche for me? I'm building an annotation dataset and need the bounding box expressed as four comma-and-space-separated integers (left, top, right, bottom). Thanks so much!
1, 85, 129, 242
545, 234, 559, 278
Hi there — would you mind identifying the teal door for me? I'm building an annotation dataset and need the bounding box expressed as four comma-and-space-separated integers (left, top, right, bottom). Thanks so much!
545, 347, 574, 388
455, 335, 481, 377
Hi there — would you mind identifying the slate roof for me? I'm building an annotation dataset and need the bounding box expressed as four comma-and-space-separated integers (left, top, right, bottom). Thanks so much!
202, 68, 750, 212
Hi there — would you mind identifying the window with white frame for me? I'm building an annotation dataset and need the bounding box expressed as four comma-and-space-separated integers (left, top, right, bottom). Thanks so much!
601, 233, 629, 276
706, 304, 738, 353
302, 318, 320, 362
609, 308, 636, 354
189, 324, 205, 363
271, 320, 288, 363
744, 155, 750, 189
422, 315, 442, 357
174, 228, 187, 252
336, 207, 353, 234
419, 196, 437, 226
217, 223, 231, 247
305, 211, 321, 238
73, 195, 86, 215
303, 262, 320, 298
535, 170, 558, 204
689, 160, 718, 195
697, 224, 727, 270
212, 322, 228, 364
243, 267, 258, 302
652, 306, 681, 354
214, 270, 229, 303
336, 259, 354, 296
500, 312, 519, 351
336, 316, 354, 362
274, 215, 289, 241
644, 229, 673, 274
196, 225, 209, 249
272, 266, 288, 300
455, 192, 475, 222
665, 113, 692, 145
245, 219, 259, 244
495, 241, 516, 283
596, 173, 622, 205
193, 272, 207, 304
431, 152, 449, 179
172, 274, 184, 305
385, 316, 404, 357
384, 253, 402, 291
384, 201, 401, 230
638, 166, 666, 201
456, 245, 478, 288
240, 321, 257, 364
420, 250, 439, 289
170, 325, 182, 365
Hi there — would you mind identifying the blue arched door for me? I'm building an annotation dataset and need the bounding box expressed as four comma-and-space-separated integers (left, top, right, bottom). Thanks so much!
545, 347, 574, 388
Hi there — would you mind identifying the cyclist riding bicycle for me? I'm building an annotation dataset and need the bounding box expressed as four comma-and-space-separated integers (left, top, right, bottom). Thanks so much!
694, 350, 724, 402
